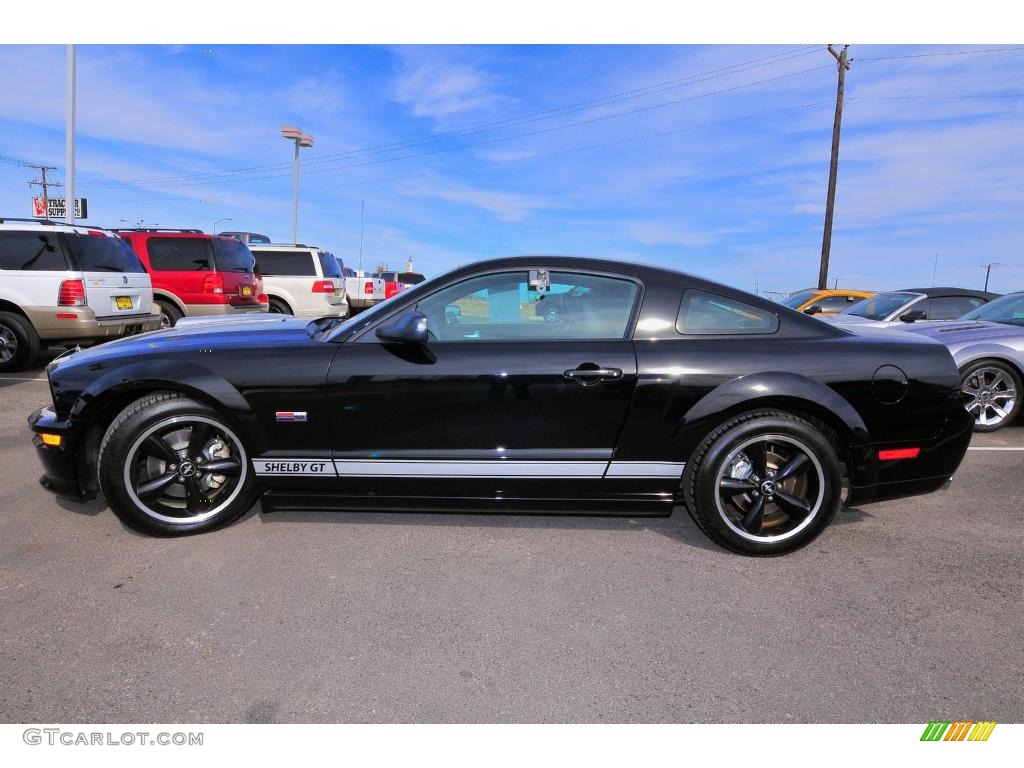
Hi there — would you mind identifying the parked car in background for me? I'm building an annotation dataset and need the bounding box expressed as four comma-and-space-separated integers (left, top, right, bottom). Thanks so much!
900, 291, 1024, 432
115, 229, 267, 327
248, 244, 348, 318
780, 288, 875, 315
340, 264, 386, 313
373, 271, 407, 300
0, 218, 160, 371
824, 287, 999, 329
219, 231, 271, 245
30, 256, 974, 556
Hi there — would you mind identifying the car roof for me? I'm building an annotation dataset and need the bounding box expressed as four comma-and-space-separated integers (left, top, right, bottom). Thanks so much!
897, 287, 1001, 299
0, 218, 119, 236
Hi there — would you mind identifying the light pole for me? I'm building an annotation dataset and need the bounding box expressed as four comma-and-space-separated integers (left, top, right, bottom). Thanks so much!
65, 44, 76, 224
213, 217, 232, 234
120, 218, 157, 229
280, 126, 314, 245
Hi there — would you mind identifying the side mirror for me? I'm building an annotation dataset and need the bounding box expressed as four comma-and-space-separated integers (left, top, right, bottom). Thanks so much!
803, 304, 824, 315
900, 309, 927, 323
376, 311, 429, 344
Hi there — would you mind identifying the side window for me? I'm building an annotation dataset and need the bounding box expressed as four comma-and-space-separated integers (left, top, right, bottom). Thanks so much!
929, 296, 984, 320
147, 238, 212, 271
253, 250, 316, 276
0, 231, 69, 271
676, 289, 779, 335
413, 270, 639, 341
902, 298, 930, 319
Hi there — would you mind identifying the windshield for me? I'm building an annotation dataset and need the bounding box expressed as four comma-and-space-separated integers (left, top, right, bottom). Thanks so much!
844, 292, 919, 320
319, 270, 450, 340
959, 293, 1024, 326
211, 238, 255, 273
65, 233, 147, 273
781, 291, 817, 309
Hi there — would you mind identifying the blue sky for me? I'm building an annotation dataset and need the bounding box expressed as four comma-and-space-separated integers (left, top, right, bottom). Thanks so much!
0, 44, 1021, 294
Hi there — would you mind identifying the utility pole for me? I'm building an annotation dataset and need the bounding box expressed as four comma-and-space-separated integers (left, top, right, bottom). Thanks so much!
27, 164, 62, 216
817, 44, 850, 290
981, 263, 1001, 292
66, 44, 76, 224
358, 199, 365, 273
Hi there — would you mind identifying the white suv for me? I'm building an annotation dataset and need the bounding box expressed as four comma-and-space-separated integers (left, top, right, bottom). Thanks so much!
249, 244, 349, 318
0, 218, 160, 372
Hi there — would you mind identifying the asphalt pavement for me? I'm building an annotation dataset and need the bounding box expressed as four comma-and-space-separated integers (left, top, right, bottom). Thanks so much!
0, 354, 1021, 723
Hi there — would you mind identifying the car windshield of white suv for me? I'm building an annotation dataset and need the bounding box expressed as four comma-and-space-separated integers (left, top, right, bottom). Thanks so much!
65, 233, 147, 272
959, 293, 1024, 326
211, 238, 256, 273
843, 292, 918, 320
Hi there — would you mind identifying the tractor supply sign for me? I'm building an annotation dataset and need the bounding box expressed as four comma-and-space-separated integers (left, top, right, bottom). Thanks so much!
32, 197, 88, 219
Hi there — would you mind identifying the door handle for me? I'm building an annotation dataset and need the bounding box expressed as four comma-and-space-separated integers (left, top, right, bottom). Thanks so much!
563, 365, 623, 385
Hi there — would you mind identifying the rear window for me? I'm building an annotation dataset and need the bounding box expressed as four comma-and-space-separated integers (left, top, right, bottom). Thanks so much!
318, 251, 342, 279
64, 233, 146, 273
252, 250, 315, 276
148, 237, 212, 271
676, 290, 779, 335
0, 231, 69, 271
211, 238, 255, 273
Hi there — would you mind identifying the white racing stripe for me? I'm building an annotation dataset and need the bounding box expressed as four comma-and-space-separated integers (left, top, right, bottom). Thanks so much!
253, 458, 686, 479
0, 377, 48, 382
967, 446, 1024, 451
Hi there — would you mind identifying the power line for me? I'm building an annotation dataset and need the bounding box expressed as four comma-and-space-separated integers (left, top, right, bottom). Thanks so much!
91, 62, 835, 193
855, 46, 1024, 62
82, 46, 823, 189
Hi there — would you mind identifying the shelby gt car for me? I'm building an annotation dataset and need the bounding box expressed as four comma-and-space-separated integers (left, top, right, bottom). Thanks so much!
29, 256, 974, 555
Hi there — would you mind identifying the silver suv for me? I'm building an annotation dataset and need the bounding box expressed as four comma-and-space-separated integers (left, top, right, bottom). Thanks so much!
0, 218, 159, 371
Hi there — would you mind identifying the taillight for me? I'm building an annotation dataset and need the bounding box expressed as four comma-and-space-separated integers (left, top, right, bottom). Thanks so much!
202, 274, 225, 294
57, 279, 86, 307
364, 281, 374, 295
311, 279, 336, 293
385, 283, 399, 299
878, 447, 921, 461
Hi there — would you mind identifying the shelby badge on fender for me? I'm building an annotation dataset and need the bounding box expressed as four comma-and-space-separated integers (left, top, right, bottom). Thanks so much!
29, 256, 973, 555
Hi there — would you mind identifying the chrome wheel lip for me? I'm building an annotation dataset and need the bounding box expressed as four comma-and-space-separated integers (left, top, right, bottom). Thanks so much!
0, 325, 18, 363
714, 433, 826, 544
123, 415, 248, 525
962, 366, 1017, 428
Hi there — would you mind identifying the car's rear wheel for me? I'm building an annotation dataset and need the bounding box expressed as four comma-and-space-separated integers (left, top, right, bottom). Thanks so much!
0, 311, 41, 373
960, 359, 1021, 432
155, 299, 182, 328
98, 392, 257, 536
682, 410, 842, 556
268, 297, 292, 315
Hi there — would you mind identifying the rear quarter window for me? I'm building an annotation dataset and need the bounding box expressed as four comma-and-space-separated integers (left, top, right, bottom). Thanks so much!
253, 250, 316, 276
0, 231, 69, 271
676, 289, 780, 335
317, 251, 342, 279
147, 238, 212, 271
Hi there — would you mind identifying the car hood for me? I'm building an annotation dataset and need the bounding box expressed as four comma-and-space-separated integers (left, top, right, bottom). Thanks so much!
48, 315, 315, 374
898, 320, 1024, 344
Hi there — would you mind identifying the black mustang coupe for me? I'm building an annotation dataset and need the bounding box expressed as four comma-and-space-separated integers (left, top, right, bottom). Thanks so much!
29, 256, 973, 555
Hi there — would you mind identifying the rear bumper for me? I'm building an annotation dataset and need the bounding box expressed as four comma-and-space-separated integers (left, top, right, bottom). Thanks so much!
294, 300, 349, 319
848, 403, 975, 505
23, 306, 161, 342
182, 303, 268, 317
28, 406, 86, 499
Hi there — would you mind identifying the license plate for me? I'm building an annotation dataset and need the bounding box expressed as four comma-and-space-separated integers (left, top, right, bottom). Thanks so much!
241, 285, 252, 296
115, 296, 133, 310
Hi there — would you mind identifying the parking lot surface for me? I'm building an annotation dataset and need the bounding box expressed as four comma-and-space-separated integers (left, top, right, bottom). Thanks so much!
1, 354, 1021, 723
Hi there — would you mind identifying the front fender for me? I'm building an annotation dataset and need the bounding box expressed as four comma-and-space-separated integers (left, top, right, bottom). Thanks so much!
682, 371, 871, 446
953, 344, 1024, 375
68, 358, 268, 453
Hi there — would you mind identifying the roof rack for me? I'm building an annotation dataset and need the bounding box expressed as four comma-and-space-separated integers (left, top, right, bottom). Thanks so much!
115, 228, 205, 234
259, 242, 317, 248
0, 217, 64, 225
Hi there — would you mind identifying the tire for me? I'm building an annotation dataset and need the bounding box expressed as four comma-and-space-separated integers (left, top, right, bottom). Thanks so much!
0, 311, 41, 373
98, 391, 258, 536
267, 297, 292, 315
682, 410, 843, 556
960, 359, 1022, 432
155, 299, 182, 329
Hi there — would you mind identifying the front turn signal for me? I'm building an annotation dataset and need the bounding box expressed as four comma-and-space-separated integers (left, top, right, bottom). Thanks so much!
39, 433, 63, 447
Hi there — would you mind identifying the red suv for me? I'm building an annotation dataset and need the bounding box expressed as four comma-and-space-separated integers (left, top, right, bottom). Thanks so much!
116, 229, 268, 327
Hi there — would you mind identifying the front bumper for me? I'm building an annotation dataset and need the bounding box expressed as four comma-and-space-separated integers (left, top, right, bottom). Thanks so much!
28, 406, 86, 499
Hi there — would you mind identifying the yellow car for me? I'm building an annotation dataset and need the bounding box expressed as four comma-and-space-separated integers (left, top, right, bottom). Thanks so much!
781, 289, 875, 316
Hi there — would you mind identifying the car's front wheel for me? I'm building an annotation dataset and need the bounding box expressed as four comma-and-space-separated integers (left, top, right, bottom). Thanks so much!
682, 410, 843, 556
960, 359, 1021, 432
98, 392, 257, 536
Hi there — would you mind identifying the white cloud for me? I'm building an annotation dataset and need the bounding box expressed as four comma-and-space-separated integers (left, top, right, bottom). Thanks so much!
398, 179, 552, 222
390, 47, 498, 121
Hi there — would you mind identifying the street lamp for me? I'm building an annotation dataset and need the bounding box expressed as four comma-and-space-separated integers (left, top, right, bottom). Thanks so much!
213, 217, 232, 234
120, 218, 157, 229
281, 126, 314, 245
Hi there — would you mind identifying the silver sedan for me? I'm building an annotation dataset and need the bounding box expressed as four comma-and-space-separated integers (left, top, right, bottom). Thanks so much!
900, 292, 1024, 431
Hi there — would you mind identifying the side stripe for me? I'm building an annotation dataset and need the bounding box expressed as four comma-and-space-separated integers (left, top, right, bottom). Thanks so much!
253, 458, 686, 479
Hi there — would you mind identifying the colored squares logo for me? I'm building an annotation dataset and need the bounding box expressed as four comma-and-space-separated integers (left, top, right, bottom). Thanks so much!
920, 721, 997, 741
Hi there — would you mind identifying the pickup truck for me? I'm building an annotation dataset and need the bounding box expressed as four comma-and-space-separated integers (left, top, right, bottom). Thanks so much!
339, 264, 386, 314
